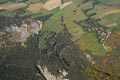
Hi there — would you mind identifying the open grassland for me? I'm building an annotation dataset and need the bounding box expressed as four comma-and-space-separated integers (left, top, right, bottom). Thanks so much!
42, 13, 62, 33
25, 0, 48, 4
76, 33, 107, 56
62, 3, 87, 21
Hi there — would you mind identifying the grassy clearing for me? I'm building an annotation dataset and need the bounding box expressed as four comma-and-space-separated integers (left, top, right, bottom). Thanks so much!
41, 13, 62, 33
39, 31, 49, 49
80, 33, 107, 56
0, 10, 15, 17
62, 3, 87, 21
26, 0, 48, 4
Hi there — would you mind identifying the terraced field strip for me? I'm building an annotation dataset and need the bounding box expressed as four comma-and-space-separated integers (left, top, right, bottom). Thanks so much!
105, 23, 118, 28
0, 3, 27, 11
27, 3, 43, 14
99, 9, 120, 18
43, 0, 61, 10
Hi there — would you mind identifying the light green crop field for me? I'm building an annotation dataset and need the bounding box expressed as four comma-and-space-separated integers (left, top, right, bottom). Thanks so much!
25, 0, 48, 4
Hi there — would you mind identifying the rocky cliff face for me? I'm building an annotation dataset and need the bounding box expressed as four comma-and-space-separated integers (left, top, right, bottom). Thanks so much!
37, 65, 69, 80
7, 19, 42, 43
0, 16, 42, 47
